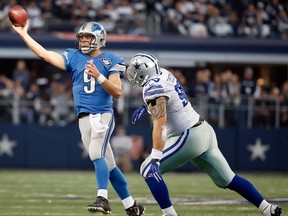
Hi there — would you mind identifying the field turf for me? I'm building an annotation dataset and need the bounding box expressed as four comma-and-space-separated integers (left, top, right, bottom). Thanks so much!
0, 170, 287, 215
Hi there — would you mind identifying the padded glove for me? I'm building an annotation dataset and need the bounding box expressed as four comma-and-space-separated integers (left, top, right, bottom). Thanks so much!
146, 159, 162, 182
131, 105, 147, 124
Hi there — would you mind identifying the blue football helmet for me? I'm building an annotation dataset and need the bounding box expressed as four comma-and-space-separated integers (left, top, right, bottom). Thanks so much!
77, 22, 106, 54
127, 53, 160, 87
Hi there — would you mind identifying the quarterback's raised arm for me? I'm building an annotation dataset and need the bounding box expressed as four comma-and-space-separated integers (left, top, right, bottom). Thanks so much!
12, 22, 65, 71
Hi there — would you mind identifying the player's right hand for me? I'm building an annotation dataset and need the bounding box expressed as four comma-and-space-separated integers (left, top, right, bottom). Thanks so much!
146, 159, 162, 182
131, 105, 147, 124
11, 20, 29, 34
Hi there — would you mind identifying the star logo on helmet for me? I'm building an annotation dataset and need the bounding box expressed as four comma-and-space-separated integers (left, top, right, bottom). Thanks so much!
134, 62, 141, 70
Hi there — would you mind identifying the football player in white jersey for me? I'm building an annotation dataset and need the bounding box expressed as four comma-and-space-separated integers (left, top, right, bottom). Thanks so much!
127, 53, 282, 216
11, 21, 144, 215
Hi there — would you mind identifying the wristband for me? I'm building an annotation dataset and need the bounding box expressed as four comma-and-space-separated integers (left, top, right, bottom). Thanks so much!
97, 74, 106, 84
151, 148, 162, 160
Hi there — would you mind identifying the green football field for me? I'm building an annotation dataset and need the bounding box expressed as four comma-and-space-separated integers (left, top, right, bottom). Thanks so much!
0, 170, 287, 216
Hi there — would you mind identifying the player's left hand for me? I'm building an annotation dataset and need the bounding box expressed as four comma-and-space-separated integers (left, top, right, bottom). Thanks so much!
146, 159, 162, 182
131, 105, 147, 124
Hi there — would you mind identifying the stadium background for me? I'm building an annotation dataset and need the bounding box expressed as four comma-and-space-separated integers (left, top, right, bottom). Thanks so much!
0, 0, 288, 172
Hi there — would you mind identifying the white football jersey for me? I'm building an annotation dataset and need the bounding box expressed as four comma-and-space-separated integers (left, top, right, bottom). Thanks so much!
143, 68, 200, 138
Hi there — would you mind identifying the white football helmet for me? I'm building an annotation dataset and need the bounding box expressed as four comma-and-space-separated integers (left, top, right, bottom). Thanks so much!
77, 22, 106, 54
127, 53, 161, 87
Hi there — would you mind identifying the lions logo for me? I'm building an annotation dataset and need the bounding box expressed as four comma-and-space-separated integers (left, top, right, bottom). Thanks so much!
101, 58, 111, 66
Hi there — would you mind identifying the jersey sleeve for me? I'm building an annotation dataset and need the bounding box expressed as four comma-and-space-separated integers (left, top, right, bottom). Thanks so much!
108, 53, 126, 79
61, 48, 77, 72
143, 79, 170, 103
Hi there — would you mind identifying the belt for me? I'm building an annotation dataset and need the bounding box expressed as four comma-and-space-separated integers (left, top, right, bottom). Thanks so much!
78, 112, 89, 118
192, 116, 204, 128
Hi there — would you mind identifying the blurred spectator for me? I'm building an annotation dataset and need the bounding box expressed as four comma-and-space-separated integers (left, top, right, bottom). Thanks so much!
12, 60, 30, 91
278, 9, 288, 39
175, 0, 195, 17
41, 0, 56, 21
19, 82, 38, 124
49, 74, 76, 126
84, 0, 104, 10
238, 3, 259, 37
266, 0, 285, 37
280, 80, 288, 127
255, 1, 271, 38
208, 72, 226, 125
94, 7, 111, 25
128, 134, 144, 171
227, 71, 241, 106
0, 75, 14, 122
239, 66, 261, 127
0, 0, 18, 31
170, 68, 187, 89
34, 92, 53, 125
225, 72, 241, 126
252, 85, 276, 128
187, 68, 212, 98
26, 1, 45, 32
128, 15, 147, 35
111, 126, 134, 173
188, 13, 208, 38
86, 1, 97, 20
155, 0, 183, 34
207, 5, 233, 37
115, 0, 134, 34
240, 66, 260, 97
53, 0, 74, 31
227, 10, 240, 36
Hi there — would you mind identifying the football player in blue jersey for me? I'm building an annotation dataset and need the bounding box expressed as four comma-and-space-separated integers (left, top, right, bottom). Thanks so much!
126, 53, 282, 216
11, 21, 144, 215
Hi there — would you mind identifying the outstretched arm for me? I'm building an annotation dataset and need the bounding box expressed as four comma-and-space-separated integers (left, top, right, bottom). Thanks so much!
11, 22, 65, 71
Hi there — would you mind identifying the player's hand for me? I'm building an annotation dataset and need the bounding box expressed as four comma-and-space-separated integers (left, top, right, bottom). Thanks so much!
131, 105, 147, 124
146, 159, 162, 182
85, 60, 100, 78
11, 20, 29, 34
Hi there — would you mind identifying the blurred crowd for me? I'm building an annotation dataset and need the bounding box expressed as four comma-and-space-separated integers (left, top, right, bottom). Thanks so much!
0, 60, 75, 126
0, 0, 287, 39
1, 59, 288, 128
171, 66, 288, 128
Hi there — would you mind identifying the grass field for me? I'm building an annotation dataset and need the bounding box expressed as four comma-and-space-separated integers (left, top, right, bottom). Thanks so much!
0, 170, 287, 216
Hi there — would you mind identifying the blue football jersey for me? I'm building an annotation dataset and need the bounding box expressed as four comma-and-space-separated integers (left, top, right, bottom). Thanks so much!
62, 49, 125, 115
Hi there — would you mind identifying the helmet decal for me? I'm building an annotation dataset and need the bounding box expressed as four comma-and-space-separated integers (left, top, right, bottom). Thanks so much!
134, 53, 160, 75
133, 62, 141, 70
92, 23, 103, 32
